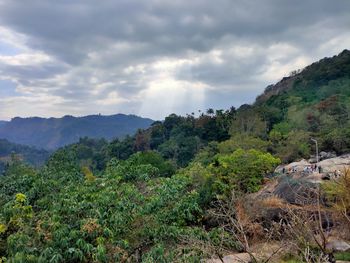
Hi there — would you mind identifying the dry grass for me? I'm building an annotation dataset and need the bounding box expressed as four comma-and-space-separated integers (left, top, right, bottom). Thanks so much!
260, 196, 285, 208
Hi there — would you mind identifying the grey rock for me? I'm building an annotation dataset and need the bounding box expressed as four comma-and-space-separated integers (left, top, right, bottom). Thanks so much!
326, 239, 350, 252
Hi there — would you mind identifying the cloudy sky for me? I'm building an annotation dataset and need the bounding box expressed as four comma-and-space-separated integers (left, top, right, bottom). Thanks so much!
0, 0, 349, 120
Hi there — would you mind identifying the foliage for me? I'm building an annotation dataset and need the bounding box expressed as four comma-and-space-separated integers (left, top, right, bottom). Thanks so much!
218, 134, 270, 153
323, 168, 350, 226
211, 149, 280, 194
0, 139, 49, 175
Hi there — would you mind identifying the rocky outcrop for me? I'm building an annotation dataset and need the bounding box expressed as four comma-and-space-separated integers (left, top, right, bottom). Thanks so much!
326, 238, 350, 252
318, 154, 350, 174
276, 154, 350, 178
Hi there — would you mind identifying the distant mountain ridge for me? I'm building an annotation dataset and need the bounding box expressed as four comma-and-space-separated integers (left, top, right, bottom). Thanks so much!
0, 121, 7, 128
0, 114, 154, 150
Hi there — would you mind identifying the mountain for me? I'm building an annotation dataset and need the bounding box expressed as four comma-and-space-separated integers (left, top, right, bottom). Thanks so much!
248, 49, 350, 161
0, 114, 154, 150
0, 121, 7, 128
256, 49, 350, 104
0, 139, 49, 174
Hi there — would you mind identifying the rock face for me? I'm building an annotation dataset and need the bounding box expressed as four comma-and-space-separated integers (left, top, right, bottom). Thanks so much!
268, 154, 350, 206
276, 154, 350, 178
318, 154, 350, 174
320, 151, 337, 161
275, 159, 310, 174
272, 177, 318, 205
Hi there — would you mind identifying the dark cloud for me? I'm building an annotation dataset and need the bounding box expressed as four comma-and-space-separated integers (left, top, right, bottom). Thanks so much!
0, 0, 349, 119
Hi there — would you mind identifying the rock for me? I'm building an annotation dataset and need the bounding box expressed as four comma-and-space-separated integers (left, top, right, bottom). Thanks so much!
222, 253, 254, 263
322, 174, 331, 180
207, 243, 283, 263
275, 159, 311, 174
206, 258, 222, 263
318, 154, 350, 174
326, 238, 350, 252
276, 154, 350, 178
273, 176, 318, 205
207, 253, 258, 263
320, 151, 337, 160
309, 157, 317, 163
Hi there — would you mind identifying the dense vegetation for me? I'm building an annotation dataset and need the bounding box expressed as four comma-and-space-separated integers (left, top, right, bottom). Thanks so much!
0, 139, 49, 175
0, 114, 154, 150
0, 50, 350, 262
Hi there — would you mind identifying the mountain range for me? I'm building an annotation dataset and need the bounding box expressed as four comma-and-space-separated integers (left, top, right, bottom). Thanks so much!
0, 114, 154, 150
0, 121, 7, 128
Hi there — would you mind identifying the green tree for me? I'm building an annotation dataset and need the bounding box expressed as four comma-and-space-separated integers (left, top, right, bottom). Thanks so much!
211, 149, 280, 194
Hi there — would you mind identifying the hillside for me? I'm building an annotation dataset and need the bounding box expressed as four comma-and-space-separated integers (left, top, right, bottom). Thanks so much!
0, 114, 154, 150
256, 49, 350, 104
0, 121, 7, 128
1, 50, 350, 262
251, 49, 350, 161
0, 139, 49, 175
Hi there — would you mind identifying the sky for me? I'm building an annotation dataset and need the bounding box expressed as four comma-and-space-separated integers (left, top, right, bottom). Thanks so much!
0, 0, 349, 121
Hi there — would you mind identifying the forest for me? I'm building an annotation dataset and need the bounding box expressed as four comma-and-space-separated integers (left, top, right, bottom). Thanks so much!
0, 50, 350, 262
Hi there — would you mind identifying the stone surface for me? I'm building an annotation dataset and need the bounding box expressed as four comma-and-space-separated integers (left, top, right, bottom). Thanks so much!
276, 154, 350, 178
319, 151, 337, 160
326, 238, 350, 252
207, 253, 256, 263
318, 154, 350, 174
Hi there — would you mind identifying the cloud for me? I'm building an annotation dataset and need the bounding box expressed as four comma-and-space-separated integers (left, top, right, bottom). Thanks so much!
0, 0, 349, 120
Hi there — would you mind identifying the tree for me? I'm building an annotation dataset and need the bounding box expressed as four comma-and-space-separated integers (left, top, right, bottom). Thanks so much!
212, 149, 280, 194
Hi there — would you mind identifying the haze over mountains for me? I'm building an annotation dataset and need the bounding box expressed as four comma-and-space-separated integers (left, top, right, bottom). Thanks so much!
0, 114, 154, 150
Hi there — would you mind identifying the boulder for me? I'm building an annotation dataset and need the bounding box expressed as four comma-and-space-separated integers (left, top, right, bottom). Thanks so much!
326, 238, 350, 252
222, 253, 254, 263
319, 151, 337, 160
275, 159, 311, 174
273, 176, 318, 205
207, 253, 256, 263
318, 154, 350, 174
276, 154, 350, 178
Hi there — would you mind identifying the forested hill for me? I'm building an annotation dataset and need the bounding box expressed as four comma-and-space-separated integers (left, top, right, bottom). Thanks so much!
256, 49, 350, 104
0, 139, 49, 174
0, 114, 154, 150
